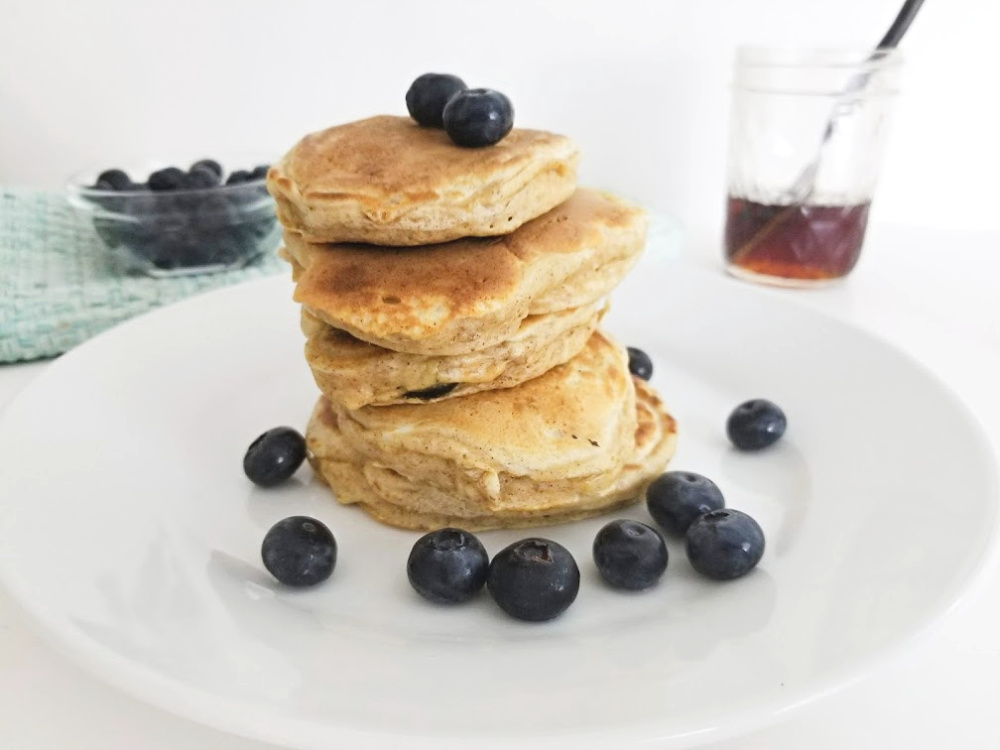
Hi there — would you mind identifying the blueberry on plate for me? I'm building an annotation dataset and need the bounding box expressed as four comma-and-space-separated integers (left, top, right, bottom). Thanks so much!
148, 166, 187, 192
406, 72, 467, 127
250, 164, 270, 180
443, 88, 514, 148
727, 399, 787, 451
226, 169, 253, 186
685, 509, 765, 580
407, 528, 489, 604
94, 168, 132, 191
626, 347, 653, 380
243, 427, 307, 487
487, 538, 579, 621
261, 516, 337, 587
646, 471, 725, 536
190, 158, 223, 178
593, 519, 668, 591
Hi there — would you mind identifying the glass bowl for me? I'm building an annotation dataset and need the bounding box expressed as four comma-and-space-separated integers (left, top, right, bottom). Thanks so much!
67, 158, 282, 277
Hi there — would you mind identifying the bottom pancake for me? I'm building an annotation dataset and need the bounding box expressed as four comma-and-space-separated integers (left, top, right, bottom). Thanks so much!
305, 378, 677, 531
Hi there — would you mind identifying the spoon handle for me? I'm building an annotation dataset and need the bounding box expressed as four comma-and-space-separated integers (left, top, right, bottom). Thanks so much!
878, 0, 926, 49
775, 0, 925, 205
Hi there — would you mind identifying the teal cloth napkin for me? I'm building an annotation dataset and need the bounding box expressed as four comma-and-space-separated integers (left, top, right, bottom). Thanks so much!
0, 187, 285, 363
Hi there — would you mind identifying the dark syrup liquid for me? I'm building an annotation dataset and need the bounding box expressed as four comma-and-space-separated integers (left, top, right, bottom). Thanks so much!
724, 197, 871, 281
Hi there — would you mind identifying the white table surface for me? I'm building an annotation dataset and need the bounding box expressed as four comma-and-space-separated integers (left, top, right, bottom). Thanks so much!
1, 223, 998, 749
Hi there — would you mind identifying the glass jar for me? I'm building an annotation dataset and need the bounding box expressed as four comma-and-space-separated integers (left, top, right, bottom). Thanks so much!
723, 47, 903, 287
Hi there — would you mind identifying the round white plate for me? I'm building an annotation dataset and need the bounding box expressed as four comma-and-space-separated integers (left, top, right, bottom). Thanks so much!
0, 258, 996, 750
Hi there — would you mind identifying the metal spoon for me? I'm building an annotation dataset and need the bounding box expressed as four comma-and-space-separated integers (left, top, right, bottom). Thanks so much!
783, 0, 925, 203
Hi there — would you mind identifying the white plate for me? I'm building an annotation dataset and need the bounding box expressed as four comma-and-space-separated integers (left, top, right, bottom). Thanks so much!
0, 257, 996, 750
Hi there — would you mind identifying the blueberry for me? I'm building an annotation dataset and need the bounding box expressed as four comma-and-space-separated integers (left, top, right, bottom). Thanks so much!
646, 471, 725, 537
148, 166, 186, 192
87, 187, 127, 213
250, 164, 270, 180
487, 538, 579, 621
121, 190, 158, 218
182, 165, 221, 189
243, 427, 307, 487
407, 528, 489, 604
190, 158, 223, 178
118, 220, 164, 265
191, 194, 233, 232
92, 217, 123, 248
245, 216, 277, 239
727, 399, 787, 451
205, 226, 249, 266
406, 73, 467, 127
592, 519, 668, 591
225, 186, 258, 209
140, 212, 199, 266
175, 243, 217, 268
626, 347, 653, 380
685, 509, 765, 580
443, 88, 514, 148
226, 169, 253, 186
261, 516, 336, 587
403, 383, 458, 401
94, 168, 132, 191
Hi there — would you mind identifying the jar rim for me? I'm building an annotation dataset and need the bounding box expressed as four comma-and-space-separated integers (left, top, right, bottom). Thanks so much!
736, 45, 904, 70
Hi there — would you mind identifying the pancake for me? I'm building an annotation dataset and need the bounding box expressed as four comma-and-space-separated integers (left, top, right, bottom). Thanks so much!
306, 378, 676, 531
283, 188, 647, 356
267, 115, 580, 246
301, 300, 605, 409
304, 331, 678, 531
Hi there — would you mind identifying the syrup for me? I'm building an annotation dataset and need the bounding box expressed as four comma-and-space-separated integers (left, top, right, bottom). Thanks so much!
724, 197, 871, 281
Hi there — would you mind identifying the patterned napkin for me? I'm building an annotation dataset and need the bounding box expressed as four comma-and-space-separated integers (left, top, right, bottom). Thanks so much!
0, 187, 286, 363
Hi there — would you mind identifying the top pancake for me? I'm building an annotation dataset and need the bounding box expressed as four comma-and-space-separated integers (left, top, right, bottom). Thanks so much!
267, 115, 580, 245
283, 188, 648, 356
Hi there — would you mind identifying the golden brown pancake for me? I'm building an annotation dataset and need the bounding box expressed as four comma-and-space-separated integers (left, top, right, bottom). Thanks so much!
301, 300, 605, 409
304, 331, 678, 531
283, 189, 648, 356
267, 115, 580, 245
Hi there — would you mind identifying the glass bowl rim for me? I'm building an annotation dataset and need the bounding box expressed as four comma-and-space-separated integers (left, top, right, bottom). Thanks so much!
66, 154, 276, 198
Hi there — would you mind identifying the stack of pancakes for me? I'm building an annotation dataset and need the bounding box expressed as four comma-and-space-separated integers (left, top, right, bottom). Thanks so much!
268, 115, 677, 531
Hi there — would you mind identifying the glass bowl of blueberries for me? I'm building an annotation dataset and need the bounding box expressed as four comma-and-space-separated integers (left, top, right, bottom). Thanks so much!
67, 158, 281, 277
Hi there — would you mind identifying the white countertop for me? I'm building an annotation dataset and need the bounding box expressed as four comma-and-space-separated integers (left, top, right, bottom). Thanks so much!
1, 223, 998, 749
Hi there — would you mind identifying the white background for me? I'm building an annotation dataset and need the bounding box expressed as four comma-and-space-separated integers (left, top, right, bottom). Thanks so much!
1, 0, 998, 233
1, 2, 998, 749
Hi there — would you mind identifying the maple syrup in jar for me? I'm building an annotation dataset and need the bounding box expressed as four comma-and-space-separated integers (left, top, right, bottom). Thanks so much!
724, 47, 901, 287
724, 197, 871, 284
